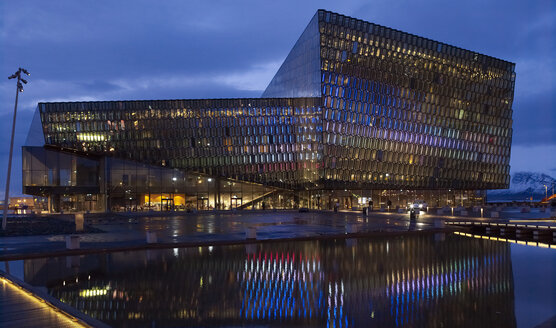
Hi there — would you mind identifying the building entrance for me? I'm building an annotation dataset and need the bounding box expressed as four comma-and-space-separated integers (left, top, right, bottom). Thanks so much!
197, 197, 209, 210
162, 198, 173, 211
231, 197, 242, 209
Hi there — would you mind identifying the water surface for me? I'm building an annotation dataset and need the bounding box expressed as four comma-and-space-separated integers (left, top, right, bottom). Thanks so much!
8, 233, 556, 327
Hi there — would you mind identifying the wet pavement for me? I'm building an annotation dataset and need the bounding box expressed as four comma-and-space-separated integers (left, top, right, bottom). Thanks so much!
1, 210, 435, 259
1, 208, 554, 260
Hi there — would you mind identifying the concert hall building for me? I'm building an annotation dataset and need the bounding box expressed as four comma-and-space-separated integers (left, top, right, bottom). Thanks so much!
22, 10, 515, 213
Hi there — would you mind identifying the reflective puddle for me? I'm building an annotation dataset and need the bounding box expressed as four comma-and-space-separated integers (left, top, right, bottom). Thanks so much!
4, 233, 555, 327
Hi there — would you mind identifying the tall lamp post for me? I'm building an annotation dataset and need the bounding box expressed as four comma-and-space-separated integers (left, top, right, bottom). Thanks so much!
2, 68, 30, 230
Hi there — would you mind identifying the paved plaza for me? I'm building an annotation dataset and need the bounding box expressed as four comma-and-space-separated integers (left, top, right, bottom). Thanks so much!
0, 210, 435, 259
1, 206, 554, 260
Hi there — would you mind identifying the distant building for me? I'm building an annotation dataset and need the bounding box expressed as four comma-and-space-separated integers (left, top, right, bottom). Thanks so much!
22, 10, 515, 213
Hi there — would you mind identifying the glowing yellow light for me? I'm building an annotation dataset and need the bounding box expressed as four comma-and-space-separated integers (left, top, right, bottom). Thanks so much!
78, 287, 109, 298
0, 277, 85, 327
76, 133, 105, 142
453, 232, 555, 249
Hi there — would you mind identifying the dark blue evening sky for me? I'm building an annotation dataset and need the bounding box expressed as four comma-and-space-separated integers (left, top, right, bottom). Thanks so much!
1, 0, 555, 196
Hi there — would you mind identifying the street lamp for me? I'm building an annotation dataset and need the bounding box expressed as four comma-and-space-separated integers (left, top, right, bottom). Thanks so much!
544, 185, 548, 200
2, 68, 30, 230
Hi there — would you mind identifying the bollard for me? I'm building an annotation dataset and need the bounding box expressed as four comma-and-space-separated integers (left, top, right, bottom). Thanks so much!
75, 213, 84, 232
246, 227, 257, 240
65, 235, 80, 249
490, 211, 499, 218
146, 231, 158, 244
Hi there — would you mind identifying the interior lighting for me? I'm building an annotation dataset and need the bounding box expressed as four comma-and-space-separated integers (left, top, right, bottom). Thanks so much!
79, 288, 108, 298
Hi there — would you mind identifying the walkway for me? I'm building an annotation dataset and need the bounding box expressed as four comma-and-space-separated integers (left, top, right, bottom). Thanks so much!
1, 208, 552, 260
0, 276, 84, 328
0, 210, 437, 259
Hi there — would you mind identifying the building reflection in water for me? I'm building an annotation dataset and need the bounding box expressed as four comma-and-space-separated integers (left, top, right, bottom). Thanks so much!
22, 234, 516, 327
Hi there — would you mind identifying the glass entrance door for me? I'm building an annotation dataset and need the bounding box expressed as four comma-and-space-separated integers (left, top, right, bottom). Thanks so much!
197, 197, 209, 210
231, 197, 242, 209
162, 198, 174, 211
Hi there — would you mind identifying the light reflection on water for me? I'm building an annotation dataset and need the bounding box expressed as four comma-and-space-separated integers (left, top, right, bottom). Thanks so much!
16, 234, 555, 327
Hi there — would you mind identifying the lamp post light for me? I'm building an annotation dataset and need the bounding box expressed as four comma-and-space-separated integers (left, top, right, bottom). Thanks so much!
2, 68, 30, 230
544, 185, 548, 200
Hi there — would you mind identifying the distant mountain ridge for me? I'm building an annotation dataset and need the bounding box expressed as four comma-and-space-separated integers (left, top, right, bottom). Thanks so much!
488, 171, 556, 201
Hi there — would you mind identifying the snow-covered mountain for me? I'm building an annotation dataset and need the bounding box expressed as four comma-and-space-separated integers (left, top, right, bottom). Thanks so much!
488, 172, 556, 201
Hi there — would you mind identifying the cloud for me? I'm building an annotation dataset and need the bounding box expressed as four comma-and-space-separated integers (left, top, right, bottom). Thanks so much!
215, 61, 281, 91
0, 60, 280, 116
113, 60, 281, 95
517, 11, 556, 39
1, 79, 111, 111
514, 57, 555, 97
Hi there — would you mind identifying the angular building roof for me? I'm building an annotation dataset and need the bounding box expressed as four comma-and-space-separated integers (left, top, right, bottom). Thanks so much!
31, 9, 515, 190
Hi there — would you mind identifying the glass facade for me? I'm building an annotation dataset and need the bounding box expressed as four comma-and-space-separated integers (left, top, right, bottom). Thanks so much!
37, 98, 321, 190
22, 146, 101, 212
264, 10, 515, 191
23, 146, 290, 212
262, 13, 321, 98
22, 9, 515, 212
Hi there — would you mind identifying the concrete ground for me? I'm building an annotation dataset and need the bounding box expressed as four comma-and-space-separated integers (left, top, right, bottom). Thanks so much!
0, 210, 431, 259
0, 207, 553, 260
